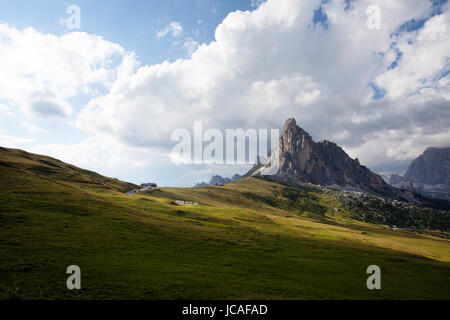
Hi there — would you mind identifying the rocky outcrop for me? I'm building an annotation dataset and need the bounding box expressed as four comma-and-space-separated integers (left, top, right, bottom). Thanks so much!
249, 118, 400, 198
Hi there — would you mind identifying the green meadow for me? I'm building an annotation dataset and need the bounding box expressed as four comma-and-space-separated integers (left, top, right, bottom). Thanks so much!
0, 147, 449, 299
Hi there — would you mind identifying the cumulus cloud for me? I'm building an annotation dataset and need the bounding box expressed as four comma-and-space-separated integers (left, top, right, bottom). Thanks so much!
21, 121, 48, 134
374, 12, 450, 99
156, 22, 183, 38
26, 91, 73, 118
183, 37, 200, 56
250, 0, 266, 8
0, 24, 132, 119
0, 103, 14, 116
0, 135, 34, 148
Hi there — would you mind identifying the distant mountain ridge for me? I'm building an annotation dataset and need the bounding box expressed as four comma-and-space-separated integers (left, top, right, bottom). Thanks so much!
248, 118, 404, 199
389, 147, 450, 200
194, 174, 242, 187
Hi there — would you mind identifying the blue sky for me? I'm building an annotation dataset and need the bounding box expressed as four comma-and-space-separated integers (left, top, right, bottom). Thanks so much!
0, 0, 255, 65
0, 0, 449, 187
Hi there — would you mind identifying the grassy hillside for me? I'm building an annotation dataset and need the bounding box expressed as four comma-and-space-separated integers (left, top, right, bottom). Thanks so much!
0, 147, 449, 299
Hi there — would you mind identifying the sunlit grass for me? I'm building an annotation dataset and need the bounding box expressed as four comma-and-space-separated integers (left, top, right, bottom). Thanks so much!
0, 147, 449, 299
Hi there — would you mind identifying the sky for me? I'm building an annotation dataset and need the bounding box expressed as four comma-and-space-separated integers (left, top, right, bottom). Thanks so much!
0, 0, 449, 186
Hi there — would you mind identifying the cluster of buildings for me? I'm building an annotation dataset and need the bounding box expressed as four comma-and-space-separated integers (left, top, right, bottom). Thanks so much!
126, 183, 157, 195
140, 183, 157, 190
175, 200, 199, 205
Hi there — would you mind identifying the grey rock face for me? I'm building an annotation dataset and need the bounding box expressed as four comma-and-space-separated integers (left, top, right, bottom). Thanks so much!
390, 147, 450, 200
403, 147, 450, 185
232, 174, 242, 181
209, 175, 227, 185
389, 174, 403, 185
194, 173, 242, 187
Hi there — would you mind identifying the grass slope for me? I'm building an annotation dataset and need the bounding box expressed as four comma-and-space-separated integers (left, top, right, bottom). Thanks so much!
0, 147, 449, 299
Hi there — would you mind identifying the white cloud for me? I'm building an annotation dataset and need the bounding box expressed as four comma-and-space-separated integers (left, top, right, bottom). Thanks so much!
21, 122, 46, 134
27, 91, 73, 118
0, 103, 14, 116
374, 12, 450, 99
156, 22, 183, 38
28, 134, 160, 169
183, 37, 200, 56
21, 121, 48, 134
250, 0, 266, 8
0, 24, 133, 119
0, 135, 34, 148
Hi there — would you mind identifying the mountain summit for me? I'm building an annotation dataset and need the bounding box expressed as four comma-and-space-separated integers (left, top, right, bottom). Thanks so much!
402, 147, 450, 185
250, 118, 399, 198
390, 147, 450, 200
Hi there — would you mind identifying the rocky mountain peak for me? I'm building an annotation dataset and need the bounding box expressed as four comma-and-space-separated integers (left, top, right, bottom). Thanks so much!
249, 118, 400, 199
283, 118, 297, 131
281, 118, 313, 147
